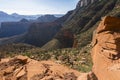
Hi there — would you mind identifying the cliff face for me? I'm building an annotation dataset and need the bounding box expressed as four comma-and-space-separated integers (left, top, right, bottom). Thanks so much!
0, 22, 31, 38
76, 0, 98, 8
91, 16, 120, 80
24, 22, 61, 47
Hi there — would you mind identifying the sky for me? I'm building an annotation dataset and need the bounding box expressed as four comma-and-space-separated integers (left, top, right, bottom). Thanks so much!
0, 0, 79, 15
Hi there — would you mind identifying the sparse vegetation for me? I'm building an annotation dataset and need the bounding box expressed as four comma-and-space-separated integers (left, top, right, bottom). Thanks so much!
0, 43, 92, 72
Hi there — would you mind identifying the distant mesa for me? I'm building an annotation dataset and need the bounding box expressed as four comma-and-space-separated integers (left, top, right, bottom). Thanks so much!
20, 18, 29, 22
36, 15, 58, 22
0, 11, 8, 16
11, 13, 19, 16
0, 11, 64, 22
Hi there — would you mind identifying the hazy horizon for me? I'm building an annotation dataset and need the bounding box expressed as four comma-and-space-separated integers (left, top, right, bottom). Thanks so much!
0, 0, 79, 15
0, 11, 65, 16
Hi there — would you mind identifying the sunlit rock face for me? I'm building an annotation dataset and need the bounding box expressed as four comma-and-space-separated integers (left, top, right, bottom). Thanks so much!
92, 16, 120, 80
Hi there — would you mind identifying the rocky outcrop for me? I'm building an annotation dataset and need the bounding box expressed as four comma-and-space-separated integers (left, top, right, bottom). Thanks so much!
76, 0, 98, 8
91, 16, 120, 80
0, 55, 80, 80
77, 16, 120, 80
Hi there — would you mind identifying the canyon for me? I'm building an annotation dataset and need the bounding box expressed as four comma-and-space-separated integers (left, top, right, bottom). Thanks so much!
0, 0, 120, 80
0, 16, 120, 80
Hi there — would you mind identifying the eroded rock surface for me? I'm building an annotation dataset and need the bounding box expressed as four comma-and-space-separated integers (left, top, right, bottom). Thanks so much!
92, 16, 120, 80
0, 55, 80, 80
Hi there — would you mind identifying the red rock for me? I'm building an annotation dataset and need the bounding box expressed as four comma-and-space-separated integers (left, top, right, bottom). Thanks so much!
0, 56, 80, 80
4, 66, 15, 74
92, 16, 120, 80
0, 58, 10, 63
16, 67, 26, 78
16, 55, 28, 63
26, 61, 47, 80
